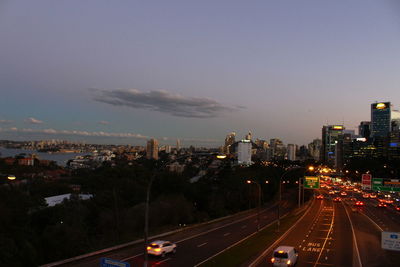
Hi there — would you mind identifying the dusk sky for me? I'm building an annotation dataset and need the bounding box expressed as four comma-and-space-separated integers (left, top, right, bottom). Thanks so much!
1, 0, 400, 147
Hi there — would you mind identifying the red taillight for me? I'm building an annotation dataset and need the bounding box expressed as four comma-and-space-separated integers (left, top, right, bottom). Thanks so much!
147, 246, 151, 250
271, 258, 275, 263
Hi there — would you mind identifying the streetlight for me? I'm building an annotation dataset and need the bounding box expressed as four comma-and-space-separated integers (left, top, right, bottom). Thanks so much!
277, 166, 314, 232
143, 173, 155, 267
246, 180, 262, 231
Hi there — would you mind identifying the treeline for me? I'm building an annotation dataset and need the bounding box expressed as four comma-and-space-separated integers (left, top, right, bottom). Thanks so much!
0, 160, 302, 266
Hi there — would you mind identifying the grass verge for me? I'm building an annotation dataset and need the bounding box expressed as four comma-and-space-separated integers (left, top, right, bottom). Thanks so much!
198, 212, 304, 267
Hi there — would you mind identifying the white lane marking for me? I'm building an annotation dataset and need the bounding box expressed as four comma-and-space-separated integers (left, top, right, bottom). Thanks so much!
359, 211, 384, 232
156, 258, 171, 264
122, 253, 142, 261
241, 225, 247, 229
314, 203, 335, 267
223, 232, 231, 236
343, 202, 363, 267
197, 242, 207, 248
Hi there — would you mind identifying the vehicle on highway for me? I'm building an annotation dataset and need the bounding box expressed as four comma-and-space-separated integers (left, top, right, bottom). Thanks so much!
355, 201, 364, 207
393, 205, 400, 212
377, 203, 388, 208
147, 240, 177, 257
362, 193, 370, 199
271, 246, 298, 267
340, 191, 347, 196
328, 191, 335, 195
333, 197, 342, 202
316, 195, 324, 200
369, 193, 377, 198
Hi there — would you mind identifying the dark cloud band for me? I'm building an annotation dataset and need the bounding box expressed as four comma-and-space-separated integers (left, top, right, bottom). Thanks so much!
92, 89, 243, 118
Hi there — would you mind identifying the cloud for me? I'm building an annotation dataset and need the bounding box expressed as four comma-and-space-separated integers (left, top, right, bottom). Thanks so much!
0, 127, 149, 139
26, 117, 44, 124
98, 120, 110, 125
0, 119, 13, 124
92, 89, 243, 118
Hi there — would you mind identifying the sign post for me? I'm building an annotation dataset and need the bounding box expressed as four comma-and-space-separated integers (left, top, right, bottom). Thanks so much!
304, 176, 320, 189
361, 174, 372, 190
382, 232, 400, 251
372, 178, 400, 192
100, 258, 130, 267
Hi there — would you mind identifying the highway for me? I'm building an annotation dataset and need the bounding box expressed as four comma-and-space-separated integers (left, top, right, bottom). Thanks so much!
251, 188, 400, 267
58, 192, 298, 267
47, 187, 400, 267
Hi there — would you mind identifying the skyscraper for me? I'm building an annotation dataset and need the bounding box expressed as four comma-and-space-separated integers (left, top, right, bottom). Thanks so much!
224, 132, 236, 154
176, 139, 181, 151
237, 139, 252, 165
371, 102, 391, 138
308, 139, 322, 161
287, 144, 296, 161
245, 131, 252, 141
321, 125, 344, 165
358, 121, 371, 139
146, 139, 159, 160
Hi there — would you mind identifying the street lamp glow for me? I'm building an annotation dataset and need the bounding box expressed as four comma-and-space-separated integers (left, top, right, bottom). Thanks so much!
308, 166, 315, 171
7, 175, 16, 180
246, 180, 252, 184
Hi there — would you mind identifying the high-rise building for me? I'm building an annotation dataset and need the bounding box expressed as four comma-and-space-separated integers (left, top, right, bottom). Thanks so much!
308, 139, 322, 161
371, 102, 391, 138
358, 121, 371, 139
245, 131, 252, 141
176, 139, 181, 151
224, 132, 236, 154
237, 140, 252, 165
391, 109, 400, 132
321, 125, 344, 165
146, 139, 159, 160
287, 144, 296, 161
270, 138, 285, 160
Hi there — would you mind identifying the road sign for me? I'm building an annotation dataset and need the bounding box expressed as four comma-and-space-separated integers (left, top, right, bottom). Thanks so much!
100, 258, 130, 267
382, 232, 400, 251
361, 174, 372, 190
372, 178, 400, 192
304, 176, 320, 189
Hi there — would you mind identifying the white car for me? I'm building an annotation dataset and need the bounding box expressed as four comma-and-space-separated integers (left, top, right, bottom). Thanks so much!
271, 246, 298, 266
147, 240, 177, 257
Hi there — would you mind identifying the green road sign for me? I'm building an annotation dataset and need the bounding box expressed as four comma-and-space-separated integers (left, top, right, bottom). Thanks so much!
372, 178, 400, 192
304, 176, 320, 189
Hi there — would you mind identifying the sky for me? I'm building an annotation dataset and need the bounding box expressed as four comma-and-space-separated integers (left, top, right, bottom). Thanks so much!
1, 0, 400, 147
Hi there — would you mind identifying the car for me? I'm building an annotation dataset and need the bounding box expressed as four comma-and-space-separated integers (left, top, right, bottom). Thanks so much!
340, 192, 347, 196
377, 203, 388, 208
333, 197, 342, 202
363, 194, 370, 199
316, 195, 324, 200
147, 240, 177, 257
328, 191, 335, 195
271, 246, 298, 267
355, 201, 364, 207
369, 193, 377, 199
393, 205, 400, 212
385, 199, 394, 204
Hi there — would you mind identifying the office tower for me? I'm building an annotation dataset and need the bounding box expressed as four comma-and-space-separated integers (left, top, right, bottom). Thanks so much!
255, 139, 268, 150
176, 139, 181, 151
287, 144, 296, 161
165, 145, 171, 154
270, 138, 285, 160
391, 109, 400, 132
371, 102, 391, 138
335, 133, 352, 170
308, 139, 322, 161
224, 132, 236, 154
358, 121, 371, 139
237, 140, 252, 165
146, 139, 159, 160
245, 131, 252, 141
321, 125, 344, 165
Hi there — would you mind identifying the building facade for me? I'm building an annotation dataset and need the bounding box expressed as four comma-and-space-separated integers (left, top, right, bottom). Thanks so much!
146, 139, 159, 160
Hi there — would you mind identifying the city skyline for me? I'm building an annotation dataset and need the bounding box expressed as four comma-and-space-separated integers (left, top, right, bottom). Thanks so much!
2, 1, 400, 146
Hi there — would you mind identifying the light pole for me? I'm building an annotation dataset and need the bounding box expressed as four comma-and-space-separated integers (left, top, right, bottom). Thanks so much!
246, 180, 265, 232
143, 173, 155, 267
277, 166, 314, 232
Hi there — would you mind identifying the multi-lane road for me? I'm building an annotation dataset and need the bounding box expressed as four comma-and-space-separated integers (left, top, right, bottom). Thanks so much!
47, 188, 400, 267
251, 188, 400, 267
56, 193, 297, 267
